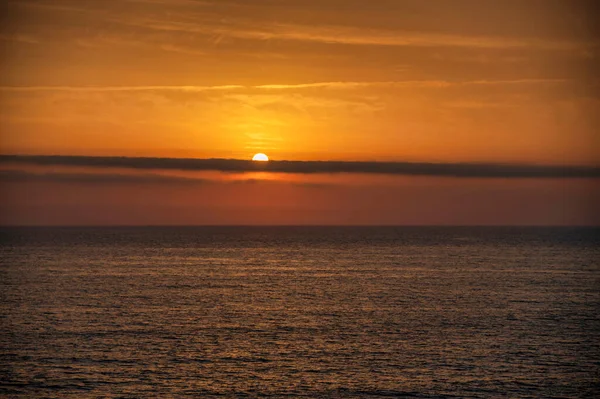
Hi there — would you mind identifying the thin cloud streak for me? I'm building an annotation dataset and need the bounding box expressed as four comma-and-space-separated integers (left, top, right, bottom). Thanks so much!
0, 79, 567, 92
125, 18, 591, 51
0, 34, 40, 44
2, 155, 598, 179
0, 85, 244, 92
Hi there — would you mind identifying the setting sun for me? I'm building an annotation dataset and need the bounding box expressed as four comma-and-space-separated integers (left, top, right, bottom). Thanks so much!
252, 153, 269, 161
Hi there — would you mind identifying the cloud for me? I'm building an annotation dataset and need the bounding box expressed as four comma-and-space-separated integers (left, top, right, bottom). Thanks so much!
0, 85, 244, 93
0, 79, 567, 93
0, 34, 39, 44
2, 155, 598, 179
124, 17, 592, 51
123, 0, 212, 5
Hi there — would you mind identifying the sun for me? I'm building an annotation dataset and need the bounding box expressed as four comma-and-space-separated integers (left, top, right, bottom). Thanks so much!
252, 153, 269, 161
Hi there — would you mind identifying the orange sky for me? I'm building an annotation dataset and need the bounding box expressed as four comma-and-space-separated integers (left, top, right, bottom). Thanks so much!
1, 0, 599, 225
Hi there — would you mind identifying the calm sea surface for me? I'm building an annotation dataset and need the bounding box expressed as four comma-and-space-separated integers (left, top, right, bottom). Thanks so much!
1, 227, 599, 398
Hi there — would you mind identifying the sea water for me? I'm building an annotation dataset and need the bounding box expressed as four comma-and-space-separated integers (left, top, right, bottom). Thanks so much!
1, 226, 599, 398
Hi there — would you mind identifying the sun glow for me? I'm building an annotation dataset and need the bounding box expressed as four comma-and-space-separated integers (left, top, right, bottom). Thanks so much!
252, 153, 269, 161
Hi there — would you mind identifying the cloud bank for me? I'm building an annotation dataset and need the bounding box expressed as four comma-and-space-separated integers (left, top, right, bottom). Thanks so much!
2, 155, 598, 179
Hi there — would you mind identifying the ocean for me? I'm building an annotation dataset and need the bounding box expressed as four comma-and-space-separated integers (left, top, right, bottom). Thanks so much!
1, 226, 599, 398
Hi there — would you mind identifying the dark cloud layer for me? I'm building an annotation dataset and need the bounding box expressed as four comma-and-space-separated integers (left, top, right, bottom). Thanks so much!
1, 155, 598, 178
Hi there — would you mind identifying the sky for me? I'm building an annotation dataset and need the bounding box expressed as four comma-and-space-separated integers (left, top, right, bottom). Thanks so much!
1, 0, 599, 225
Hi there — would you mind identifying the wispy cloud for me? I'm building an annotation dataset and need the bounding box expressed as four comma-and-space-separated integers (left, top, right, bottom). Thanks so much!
0, 79, 567, 93
2, 155, 598, 179
0, 34, 39, 44
72, 31, 208, 56
124, 17, 593, 51
0, 85, 244, 92
123, 0, 212, 5
157, 43, 206, 56
13, 1, 103, 15
257, 24, 589, 51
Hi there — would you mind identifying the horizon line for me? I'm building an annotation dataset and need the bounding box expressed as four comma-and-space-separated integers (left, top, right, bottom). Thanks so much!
1, 154, 599, 179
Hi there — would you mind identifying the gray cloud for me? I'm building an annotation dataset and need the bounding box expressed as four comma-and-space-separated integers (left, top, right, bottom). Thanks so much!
2, 155, 598, 179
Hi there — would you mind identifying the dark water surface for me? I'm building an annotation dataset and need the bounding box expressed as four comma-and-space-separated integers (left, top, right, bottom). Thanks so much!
1, 227, 599, 398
